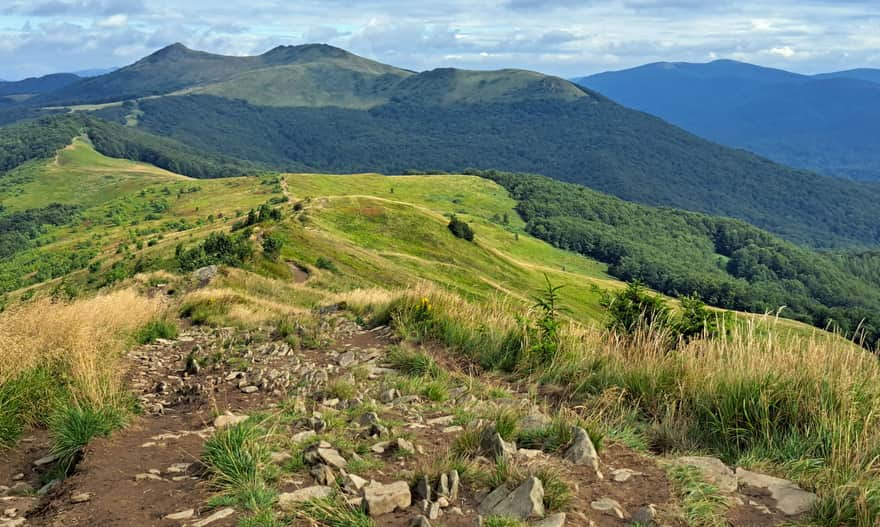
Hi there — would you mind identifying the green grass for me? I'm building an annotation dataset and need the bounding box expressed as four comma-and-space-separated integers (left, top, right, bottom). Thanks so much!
49, 402, 127, 474
134, 318, 178, 344
296, 497, 375, 527
667, 464, 729, 527
202, 420, 277, 511
0, 367, 67, 447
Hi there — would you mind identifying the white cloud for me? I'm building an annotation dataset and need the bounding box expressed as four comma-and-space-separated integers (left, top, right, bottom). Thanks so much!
96, 13, 127, 28
770, 45, 796, 58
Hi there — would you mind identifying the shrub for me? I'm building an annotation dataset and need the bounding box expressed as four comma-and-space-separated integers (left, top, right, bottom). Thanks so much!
176, 232, 252, 271
262, 234, 283, 261
315, 257, 337, 272
448, 215, 475, 241
134, 318, 178, 344
601, 281, 671, 336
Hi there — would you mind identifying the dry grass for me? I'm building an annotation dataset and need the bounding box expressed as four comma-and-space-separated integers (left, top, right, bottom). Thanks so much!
359, 285, 880, 526
0, 289, 160, 403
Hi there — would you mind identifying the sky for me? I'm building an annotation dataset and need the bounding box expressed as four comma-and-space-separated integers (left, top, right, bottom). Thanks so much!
0, 0, 878, 80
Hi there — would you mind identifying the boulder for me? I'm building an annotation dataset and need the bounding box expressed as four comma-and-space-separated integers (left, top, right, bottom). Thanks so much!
480, 425, 516, 460
677, 456, 737, 493
362, 480, 412, 516
563, 427, 600, 475
490, 476, 545, 520
478, 484, 511, 515
735, 468, 817, 516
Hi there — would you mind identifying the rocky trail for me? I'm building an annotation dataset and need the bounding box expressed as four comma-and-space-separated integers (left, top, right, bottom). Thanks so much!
1, 309, 817, 527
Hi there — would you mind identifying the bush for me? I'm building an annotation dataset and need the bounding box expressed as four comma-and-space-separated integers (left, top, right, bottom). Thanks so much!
176, 232, 252, 271
315, 256, 337, 272
448, 215, 475, 241
262, 233, 283, 261
134, 318, 178, 344
601, 281, 671, 336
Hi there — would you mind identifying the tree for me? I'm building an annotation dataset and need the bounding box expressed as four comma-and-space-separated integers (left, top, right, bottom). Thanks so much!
448, 215, 475, 241
262, 233, 283, 260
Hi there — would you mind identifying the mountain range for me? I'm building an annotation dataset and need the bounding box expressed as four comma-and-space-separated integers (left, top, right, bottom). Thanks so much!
3, 44, 880, 250
574, 59, 880, 181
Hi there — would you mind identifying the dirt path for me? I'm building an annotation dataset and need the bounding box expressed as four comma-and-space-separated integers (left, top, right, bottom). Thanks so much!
1, 308, 809, 527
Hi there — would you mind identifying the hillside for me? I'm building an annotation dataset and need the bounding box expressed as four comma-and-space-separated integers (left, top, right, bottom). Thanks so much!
0, 73, 81, 98
0, 141, 877, 527
575, 60, 880, 180
93, 93, 880, 248
2, 45, 879, 248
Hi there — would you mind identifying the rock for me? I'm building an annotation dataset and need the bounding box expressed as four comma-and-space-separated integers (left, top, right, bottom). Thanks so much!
240, 385, 259, 394
534, 513, 567, 527
612, 468, 641, 482
677, 456, 737, 493
317, 447, 347, 468
37, 479, 60, 495
1, 519, 25, 527
448, 470, 460, 501
427, 415, 455, 426
362, 480, 412, 516
735, 468, 817, 516
358, 412, 381, 427
166, 462, 192, 474
310, 464, 336, 485
443, 426, 463, 433
490, 476, 545, 520
632, 504, 657, 525
338, 351, 357, 367
394, 438, 415, 455
426, 500, 441, 519
33, 453, 59, 467
213, 413, 248, 429
518, 411, 551, 431
380, 388, 400, 403
436, 473, 449, 497
164, 509, 195, 520
563, 427, 600, 475
344, 474, 369, 493
278, 486, 334, 511
591, 497, 626, 519
270, 452, 293, 464
192, 265, 218, 284
70, 492, 92, 503
135, 473, 163, 481
192, 507, 235, 526
3, 508, 17, 518
480, 425, 516, 460
478, 484, 511, 515
410, 515, 432, 527
414, 475, 432, 501
291, 430, 316, 444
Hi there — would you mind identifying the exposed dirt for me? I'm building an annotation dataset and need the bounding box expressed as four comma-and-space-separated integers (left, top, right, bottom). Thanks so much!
2, 312, 808, 527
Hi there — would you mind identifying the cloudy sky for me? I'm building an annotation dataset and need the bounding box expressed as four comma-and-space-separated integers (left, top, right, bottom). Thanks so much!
1, 0, 878, 80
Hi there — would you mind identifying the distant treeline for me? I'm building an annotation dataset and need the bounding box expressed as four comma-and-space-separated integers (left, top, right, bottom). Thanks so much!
476, 169, 880, 348
0, 113, 259, 179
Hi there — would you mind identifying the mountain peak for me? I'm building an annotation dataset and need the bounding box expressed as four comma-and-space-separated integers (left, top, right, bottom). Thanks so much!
260, 43, 352, 63
143, 42, 197, 62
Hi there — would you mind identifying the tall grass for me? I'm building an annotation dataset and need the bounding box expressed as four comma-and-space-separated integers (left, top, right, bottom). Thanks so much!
0, 289, 159, 446
345, 286, 880, 526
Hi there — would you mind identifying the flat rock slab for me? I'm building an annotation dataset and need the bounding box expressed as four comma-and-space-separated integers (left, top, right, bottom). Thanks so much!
736, 468, 817, 516
677, 456, 738, 493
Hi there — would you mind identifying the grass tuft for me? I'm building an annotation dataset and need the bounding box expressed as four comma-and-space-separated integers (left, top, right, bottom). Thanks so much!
49, 402, 127, 474
296, 497, 375, 527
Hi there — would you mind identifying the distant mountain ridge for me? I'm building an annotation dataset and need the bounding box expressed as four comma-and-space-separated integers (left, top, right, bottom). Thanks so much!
0, 73, 81, 97
4, 44, 880, 250
574, 59, 880, 180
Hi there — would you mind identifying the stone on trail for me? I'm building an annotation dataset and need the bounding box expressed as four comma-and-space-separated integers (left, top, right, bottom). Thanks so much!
213, 413, 248, 429
534, 513, 567, 527
489, 476, 545, 520
410, 515, 432, 527
591, 497, 626, 519
563, 426, 600, 476
191, 507, 235, 527
676, 456, 737, 493
362, 480, 412, 516
164, 509, 195, 520
735, 467, 817, 516
69, 492, 92, 503
480, 424, 516, 460
632, 504, 657, 525
478, 484, 511, 515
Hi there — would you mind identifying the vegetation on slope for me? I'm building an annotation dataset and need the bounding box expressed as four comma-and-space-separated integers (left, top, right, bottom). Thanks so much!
98, 93, 880, 248
477, 169, 880, 347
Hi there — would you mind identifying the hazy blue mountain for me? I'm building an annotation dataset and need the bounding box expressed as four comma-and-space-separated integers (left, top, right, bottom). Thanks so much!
574, 60, 880, 180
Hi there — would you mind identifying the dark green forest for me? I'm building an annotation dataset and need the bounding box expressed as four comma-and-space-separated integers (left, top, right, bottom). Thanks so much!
476, 169, 880, 349
0, 114, 257, 179
92, 94, 880, 248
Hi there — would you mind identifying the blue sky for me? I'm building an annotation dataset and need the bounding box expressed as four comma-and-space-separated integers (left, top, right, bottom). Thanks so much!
1, 0, 878, 80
